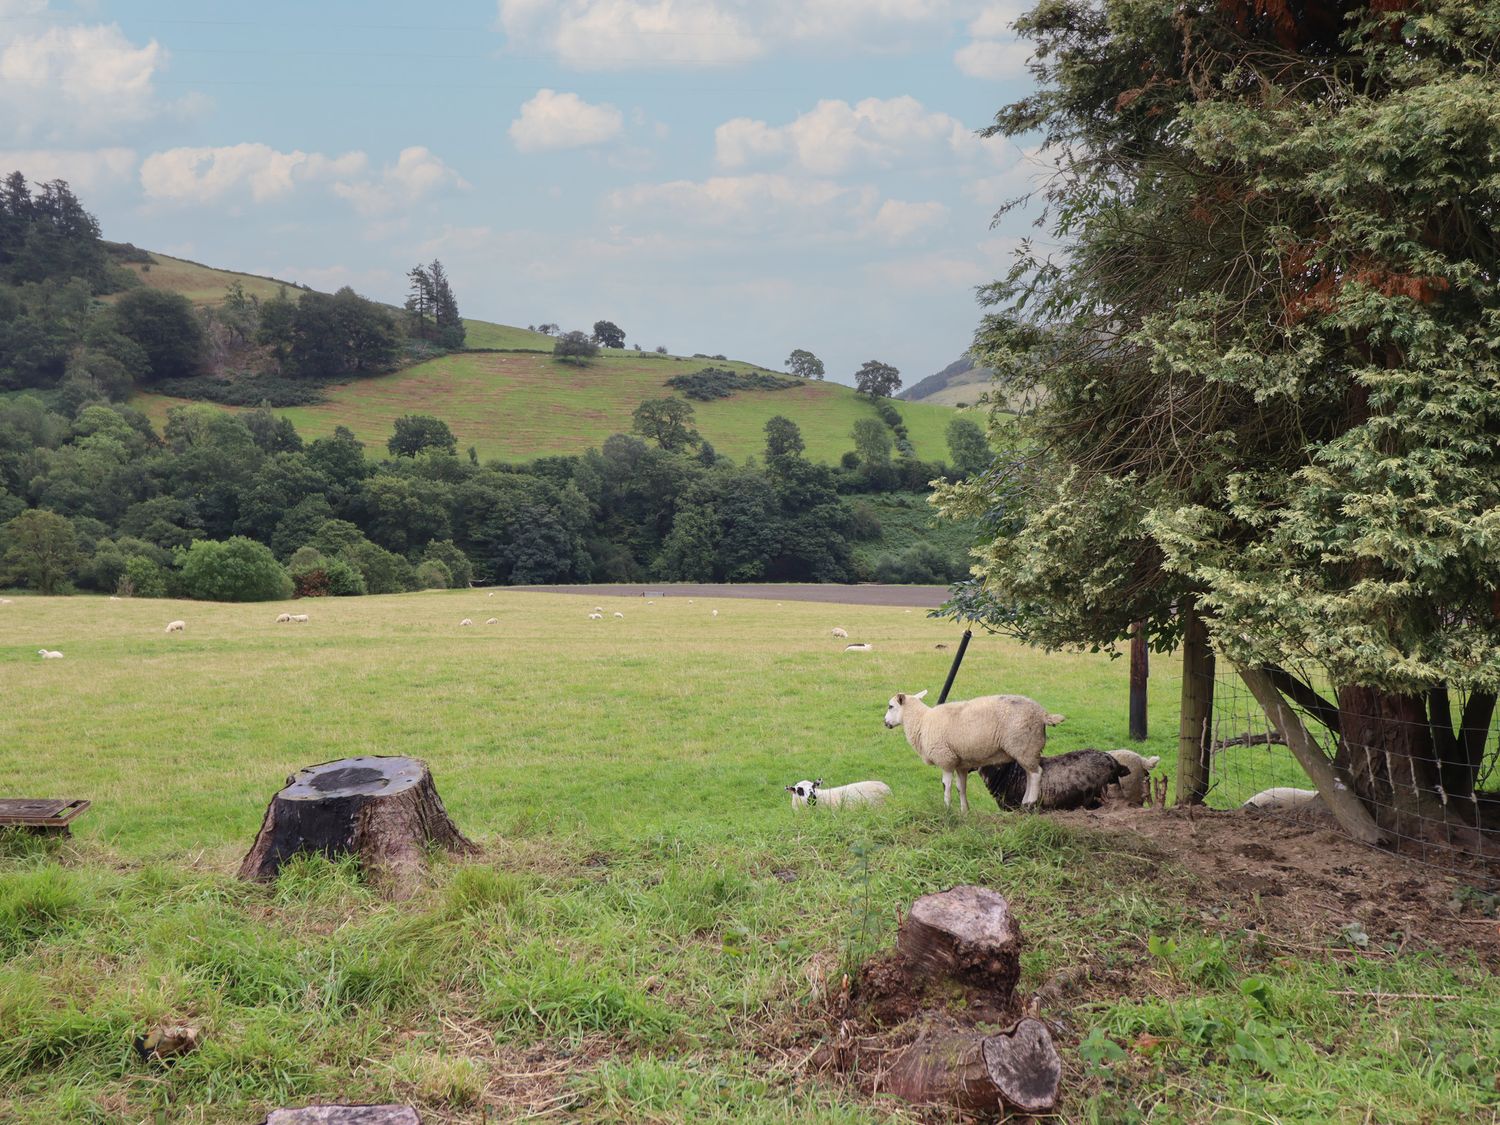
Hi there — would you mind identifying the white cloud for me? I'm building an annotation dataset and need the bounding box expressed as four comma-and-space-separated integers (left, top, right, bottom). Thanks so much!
0, 17, 177, 142
331, 146, 470, 215
509, 89, 625, 152
967, 1, 1026, 38
865, 198, 947, 242
140, 144, 365, 205
496, 0, 966, 69
961, 144, 1051, 206
715, 96, 996, 176
0, 147, 136, 193
608, 172, 877, 235
954, 1, 1031, 79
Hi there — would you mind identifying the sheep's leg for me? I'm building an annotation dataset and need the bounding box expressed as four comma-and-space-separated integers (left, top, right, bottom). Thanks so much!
942, 771, 953, 810
957, 770, 970, 814
1021, 766, 1043, 806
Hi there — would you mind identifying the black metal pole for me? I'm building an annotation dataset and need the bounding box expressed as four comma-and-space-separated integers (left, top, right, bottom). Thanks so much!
937, 629, 973, 704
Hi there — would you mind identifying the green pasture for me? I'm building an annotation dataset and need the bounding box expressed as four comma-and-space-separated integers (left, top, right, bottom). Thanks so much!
0, 592, 1493, 1122
132, 351, 956, 465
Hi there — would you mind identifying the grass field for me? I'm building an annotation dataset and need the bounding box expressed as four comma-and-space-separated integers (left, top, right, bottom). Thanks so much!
1, 592, 1495, 1122
132, 352, 956, 465
114, 253, 301, 306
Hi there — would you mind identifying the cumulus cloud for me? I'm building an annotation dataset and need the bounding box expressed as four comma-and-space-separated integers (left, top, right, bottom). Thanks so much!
496, 0, 963, 69
0, 147, 136, 193
509, 89, 625, 152
140, 144, 366, 205
715, 96, 997, 176
331, 146, 470, 215
608, 172, 877, 236
954, 1, 1031, 79
0, 12, 182, 142
865, 198, 947, 242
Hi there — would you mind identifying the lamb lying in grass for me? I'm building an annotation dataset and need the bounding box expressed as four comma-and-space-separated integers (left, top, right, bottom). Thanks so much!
37, 649, 63, 659
885, 689, 1064, 812
785, 779, 891, 810
981, 749, 1127, 811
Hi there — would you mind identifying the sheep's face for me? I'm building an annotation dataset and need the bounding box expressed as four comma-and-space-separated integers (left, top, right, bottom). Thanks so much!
785, 780, 822, 806
884, 689, 926, 728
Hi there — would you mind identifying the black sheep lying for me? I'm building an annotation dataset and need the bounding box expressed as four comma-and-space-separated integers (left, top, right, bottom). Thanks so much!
980, 749, 1127, 811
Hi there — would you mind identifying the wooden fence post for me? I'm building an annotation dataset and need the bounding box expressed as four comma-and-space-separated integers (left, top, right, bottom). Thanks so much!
1129, 621, 1148, 742
1176, 599, 1214, 805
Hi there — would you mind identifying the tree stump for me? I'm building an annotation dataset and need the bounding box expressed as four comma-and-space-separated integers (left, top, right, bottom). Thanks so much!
265, 1108, 420, 1125
239, 756, 473, 894
898, 885, 1021, 1001
885, 1019, 1061, 1115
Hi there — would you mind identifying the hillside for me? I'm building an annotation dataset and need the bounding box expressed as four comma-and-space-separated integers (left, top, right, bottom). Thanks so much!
900, 354, 994, 406
123, 252, 957, 464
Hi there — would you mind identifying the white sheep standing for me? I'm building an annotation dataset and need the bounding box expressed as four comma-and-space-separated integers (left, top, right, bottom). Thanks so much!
831, 627, 848, 639
885, 689, 1064, 811
165, 620, 185, 633
785, 779, 892, 810
275, 613, 292, 623
37, 649, 63, 659
1106, 749, 1161, 806
290, 613, 310, 623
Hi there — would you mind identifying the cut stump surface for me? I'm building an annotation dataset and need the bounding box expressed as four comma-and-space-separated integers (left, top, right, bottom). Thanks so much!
886, 1018, 1061, 1114
239, 756, 473, 894
898, 885, 1021, 1002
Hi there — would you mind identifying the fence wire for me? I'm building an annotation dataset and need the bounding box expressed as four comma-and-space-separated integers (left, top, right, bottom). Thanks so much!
1196, 664, 1500, 889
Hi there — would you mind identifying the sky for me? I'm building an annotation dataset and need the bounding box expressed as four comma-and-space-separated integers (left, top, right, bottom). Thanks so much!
0, 0, 1051, 387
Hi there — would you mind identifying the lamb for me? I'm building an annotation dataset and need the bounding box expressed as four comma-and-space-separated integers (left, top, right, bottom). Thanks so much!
588, 612, 603, 620
614, 611, 624, 619
1243, 787, 1321, 812
37, 649, 63, 659
831, 627, 848, 639
785, 779, 892, 810
885, 689, 1065, 811
486, 617, 498, 625
165, 620, 185, 633
290, 613, 310, 623
845, 643, 873, 652
981, 750, 1127, 811
275, 613, 292, 623
1106, 749, 1161, 806
459, 618, 473, 626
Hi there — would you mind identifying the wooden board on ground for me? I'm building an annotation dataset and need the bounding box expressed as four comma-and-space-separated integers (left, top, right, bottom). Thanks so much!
0, 798, 90, 829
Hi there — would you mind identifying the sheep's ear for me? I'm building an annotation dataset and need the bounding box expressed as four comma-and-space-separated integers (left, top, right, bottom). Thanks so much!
785, 785, 797, 793
1145, 756, 1160, 769
895, 693, 905, 703
814, 778, 822, 787
914, 689, 929, 700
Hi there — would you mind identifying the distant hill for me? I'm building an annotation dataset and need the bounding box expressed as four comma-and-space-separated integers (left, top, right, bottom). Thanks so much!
125, 252, 956, 464
899, 355, 993, 406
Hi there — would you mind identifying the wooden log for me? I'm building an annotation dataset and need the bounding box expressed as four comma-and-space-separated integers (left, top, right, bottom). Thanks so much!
238, 756, 474, 893
265, 1108, 420, 1125
898, 885, 1021, 1002
885, 1019, 1061, 1114
1176, 597, 1215, 805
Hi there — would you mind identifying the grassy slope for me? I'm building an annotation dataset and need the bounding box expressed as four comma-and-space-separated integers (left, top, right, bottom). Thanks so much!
120, 251, 956, 464
1, 592, 1493, 1122
133, 351, 955, 464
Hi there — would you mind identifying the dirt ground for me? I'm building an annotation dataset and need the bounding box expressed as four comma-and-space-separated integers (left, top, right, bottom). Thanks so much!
1050, 803, 1500, 966
510, 582, 950, 607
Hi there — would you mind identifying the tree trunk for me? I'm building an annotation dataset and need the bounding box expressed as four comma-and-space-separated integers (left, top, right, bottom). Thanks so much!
265, 1109, 420, 1125
1337, 686, 1469, 842
1426, 687, 1495, 804
1176, 598, 1214, 805
884, 1019, 1061, 1115
1129, 621, 1148, 741
239, 756, 473, 895
898, 885, 1021, 1002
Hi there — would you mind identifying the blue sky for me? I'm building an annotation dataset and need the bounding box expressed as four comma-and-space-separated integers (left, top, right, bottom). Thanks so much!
0, 1, 1048, 386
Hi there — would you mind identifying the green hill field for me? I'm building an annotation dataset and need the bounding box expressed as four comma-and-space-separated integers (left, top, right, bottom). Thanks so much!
124, 252, 958, 464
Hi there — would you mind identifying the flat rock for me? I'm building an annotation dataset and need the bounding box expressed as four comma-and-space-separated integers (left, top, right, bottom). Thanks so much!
265, 1106, 420, 1124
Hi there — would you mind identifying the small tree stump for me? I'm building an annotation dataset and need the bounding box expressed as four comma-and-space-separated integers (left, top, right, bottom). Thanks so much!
898, 885, 1021, 1001
239, 756, 473, 894
885, 1019, 1061, 1114
265, 1108, 420, 1125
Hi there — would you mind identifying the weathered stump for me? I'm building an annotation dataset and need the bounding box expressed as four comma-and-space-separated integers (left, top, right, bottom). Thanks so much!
239, 756, 473, 894
885, 1019, 1061, 1114
898, 885, 1021, 1001
264, 1108, 420, 1125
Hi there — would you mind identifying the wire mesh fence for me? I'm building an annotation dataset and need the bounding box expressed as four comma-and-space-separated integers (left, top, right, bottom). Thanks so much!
1195, 663, 1500, 889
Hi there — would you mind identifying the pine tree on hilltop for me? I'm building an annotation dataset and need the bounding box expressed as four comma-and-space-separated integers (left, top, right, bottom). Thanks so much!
405, 263, 433, 342
429, 259, 464, 348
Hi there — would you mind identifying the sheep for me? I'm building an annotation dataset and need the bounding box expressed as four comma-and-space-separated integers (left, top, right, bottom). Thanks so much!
165, 620, 185, 633
1106, 749, 1161, 806
831, 627, 849, 639
981, 750, 1127, 811
593, 606, 604, 613
845, 643, 873, 652
588, 612, 603, 620
275, 613, 292, 623
486, 617, 498, 625
488, 592, 495, 597
711, 609, 719, 617
614, 611, 624, 619
1243, 787, 1321, 812
107, 596, 119, 601
37, 649, 63, 659
459, 618, 473, 627
0, 597, 13, 604
884, 689, 1064, 811
290, 613, 310, 623
785, 779, 892, 810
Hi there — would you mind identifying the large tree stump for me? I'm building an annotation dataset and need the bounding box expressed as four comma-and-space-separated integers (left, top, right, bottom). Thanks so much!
885, 1019, 1061, 1115
239, 756, 473, 894
265, 1108, 420, 1125
898, 885, 1021, 1001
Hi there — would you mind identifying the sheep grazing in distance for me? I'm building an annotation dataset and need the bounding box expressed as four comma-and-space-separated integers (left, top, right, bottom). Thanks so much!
275, 613, 292, 623
1106, 749, 1161, 806
614, 611, 624, 619
37, 649, 63, 659
845, 643, 873, 652
981, 750, 1127, 811
935, 643, 948, 651
785, 779, 892, 810
486, 617, 498, 625
885, 689, 1064, 811
711, 609, 719, 617
487, 592, 495, 597
588, 612, 603, 620
831, 627, 848, 639
289, 613, 310, 623
593, 606, 604, 613
459, 618, 473, 627
106, 596, 119, 601
165, 620, 185, 633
